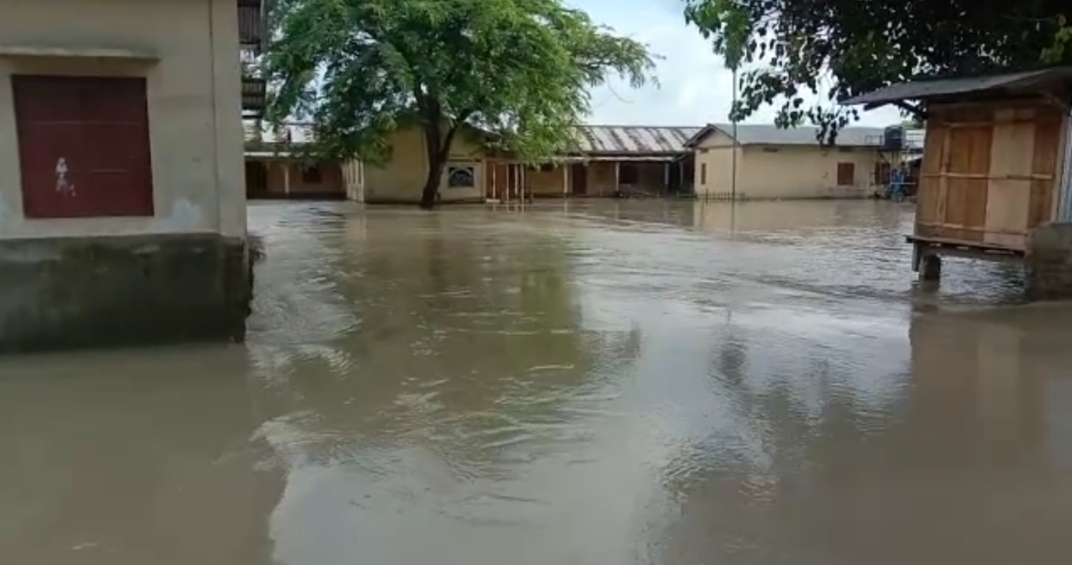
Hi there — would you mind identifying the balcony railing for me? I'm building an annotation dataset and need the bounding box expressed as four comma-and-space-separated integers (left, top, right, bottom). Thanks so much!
238, 0, 265, 53
242, 77, 267, 119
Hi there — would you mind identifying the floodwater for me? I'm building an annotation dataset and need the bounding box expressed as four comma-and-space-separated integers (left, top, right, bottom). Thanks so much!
3, 199, 1072, 565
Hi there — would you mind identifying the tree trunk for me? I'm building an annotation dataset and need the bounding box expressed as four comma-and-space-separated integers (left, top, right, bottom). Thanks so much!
420, 152, 445, 210
419, 120, 462, 210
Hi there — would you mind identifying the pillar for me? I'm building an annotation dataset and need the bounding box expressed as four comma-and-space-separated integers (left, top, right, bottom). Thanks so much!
664, 162, 670, 193
281, 161, 291, 197
562, 164, 569, 196
614, 161, 620, 196
919, 254, 942, 282
1026, 223, 1072, 300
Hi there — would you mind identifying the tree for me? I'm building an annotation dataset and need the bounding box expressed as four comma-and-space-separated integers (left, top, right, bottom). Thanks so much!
264, 0, 654, 208
684, 0, 1072, 144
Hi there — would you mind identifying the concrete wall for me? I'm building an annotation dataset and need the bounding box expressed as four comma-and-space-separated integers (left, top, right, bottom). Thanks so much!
364, 126, 486, 204
693, 129, 880, 200
1027, 223, 1072, 300
528, 165, 569, 197
0, 0, 246, 238
0, 0, 251, 352
254, 160, 344, 198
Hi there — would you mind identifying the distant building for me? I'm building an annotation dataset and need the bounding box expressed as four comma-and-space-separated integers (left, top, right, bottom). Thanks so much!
686, 124, 888, 200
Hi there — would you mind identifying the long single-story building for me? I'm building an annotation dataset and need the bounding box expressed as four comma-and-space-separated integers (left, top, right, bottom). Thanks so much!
518, 125, 700, 199
245, 122, 353, 200
686, 123, 887, 199
0, 0, 263, 352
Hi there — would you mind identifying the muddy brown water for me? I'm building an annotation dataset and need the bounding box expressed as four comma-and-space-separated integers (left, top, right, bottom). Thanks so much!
3, 200, 1072, 565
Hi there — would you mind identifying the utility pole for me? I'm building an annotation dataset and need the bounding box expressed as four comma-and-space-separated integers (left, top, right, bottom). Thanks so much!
731, 67, 738, 203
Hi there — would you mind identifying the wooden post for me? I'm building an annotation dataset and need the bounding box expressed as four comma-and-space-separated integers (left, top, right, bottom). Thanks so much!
679, 160, 685, 192
562, 163, 569, 196
490, 161, 497, 201
282, 161, 291, 197
664, 162, 670, 193
614, 161, 620, 196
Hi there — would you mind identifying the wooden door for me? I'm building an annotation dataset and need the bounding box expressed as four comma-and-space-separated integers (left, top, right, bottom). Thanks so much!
570, 163, 587, 195
916, 102, 1063, 251
13, 75, 154, 218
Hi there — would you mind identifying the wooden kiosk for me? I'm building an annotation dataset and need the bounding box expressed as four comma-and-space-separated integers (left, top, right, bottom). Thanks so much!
844, 67, 1072, 282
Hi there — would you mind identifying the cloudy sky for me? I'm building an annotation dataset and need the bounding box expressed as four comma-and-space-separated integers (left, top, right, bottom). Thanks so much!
572, 0, 902, 127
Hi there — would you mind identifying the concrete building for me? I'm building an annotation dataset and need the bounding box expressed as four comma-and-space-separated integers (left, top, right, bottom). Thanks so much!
344, 124, 700, 204
687, 124, 886, 200
518, 126, 699, 199
245, 123, 351, 200
0, 0, 264, 352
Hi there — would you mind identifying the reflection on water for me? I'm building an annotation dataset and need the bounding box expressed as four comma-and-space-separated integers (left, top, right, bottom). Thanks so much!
2, 200, 1071, 565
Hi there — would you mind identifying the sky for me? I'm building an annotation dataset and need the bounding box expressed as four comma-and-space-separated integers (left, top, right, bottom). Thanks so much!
572, 0, 903, 127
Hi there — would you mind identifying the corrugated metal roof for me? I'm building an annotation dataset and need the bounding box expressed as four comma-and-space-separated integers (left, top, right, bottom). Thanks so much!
573, 125, 701, 155
842, 67, 1072, 106
694, 123, 886, 147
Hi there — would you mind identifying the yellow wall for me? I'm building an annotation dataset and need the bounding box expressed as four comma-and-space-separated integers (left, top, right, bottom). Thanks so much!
255, 160, 344, 197
364, 126, 486, 204
693, 128, 881, 200
0, 0, 245, 239
528, 165, 569, 197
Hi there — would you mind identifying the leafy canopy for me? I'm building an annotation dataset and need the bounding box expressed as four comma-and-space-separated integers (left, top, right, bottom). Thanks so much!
263, 0, 654, 163
684, 0, 1072, 143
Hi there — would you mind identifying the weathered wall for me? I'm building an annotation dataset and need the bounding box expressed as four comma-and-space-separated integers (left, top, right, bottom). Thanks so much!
0, 234, 250, 353
735, 146, 879, 199
693, 129, 744, 199
364, 126, 486, 204
1026, 223, 1072, 300
692, 128, 880, 199
258, 160, 345, 198
0, 0, 252, 352
0, 0, 246, 238
528, 165, 568, 197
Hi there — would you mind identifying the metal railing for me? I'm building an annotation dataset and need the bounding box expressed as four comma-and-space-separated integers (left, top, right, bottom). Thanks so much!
238, 0, 265, 53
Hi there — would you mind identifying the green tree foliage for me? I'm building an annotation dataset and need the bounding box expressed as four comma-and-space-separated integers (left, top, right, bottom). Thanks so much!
684, 0, 1072, 144
264, 0, 654, 208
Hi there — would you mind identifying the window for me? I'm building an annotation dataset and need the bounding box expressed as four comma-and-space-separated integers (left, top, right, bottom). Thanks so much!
700, 163, 707, 185
837, 162, 855, 186
301, 165, 322, 184
447, 165, 475, 188
619, 163, 639, 185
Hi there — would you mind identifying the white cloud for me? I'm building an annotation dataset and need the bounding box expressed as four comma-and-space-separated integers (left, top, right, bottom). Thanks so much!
573, 0, 902, 127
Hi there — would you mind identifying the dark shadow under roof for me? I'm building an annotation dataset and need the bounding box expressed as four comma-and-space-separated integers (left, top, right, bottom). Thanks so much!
842, 66, 1072, 106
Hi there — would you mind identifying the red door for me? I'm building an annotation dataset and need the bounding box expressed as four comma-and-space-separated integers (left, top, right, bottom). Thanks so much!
13, 75, 154, 218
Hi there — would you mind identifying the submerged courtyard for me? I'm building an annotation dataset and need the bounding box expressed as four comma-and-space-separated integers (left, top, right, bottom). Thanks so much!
3, 199, 1072, 565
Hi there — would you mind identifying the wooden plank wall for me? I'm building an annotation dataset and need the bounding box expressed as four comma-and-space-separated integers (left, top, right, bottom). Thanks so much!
916, 100, 1066, 251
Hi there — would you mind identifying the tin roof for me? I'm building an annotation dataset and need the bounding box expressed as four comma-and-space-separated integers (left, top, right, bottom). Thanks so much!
686, 123, 886, 147
841, 67, 1072, 106
573, 125, 701, 155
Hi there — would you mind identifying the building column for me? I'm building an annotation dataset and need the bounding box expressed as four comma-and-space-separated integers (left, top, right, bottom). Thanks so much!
664, 162, 670, 192
282, 161, 291, 197
562, 164, 569, 196
490, 162, 497, 201
614, 161, 620, 196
